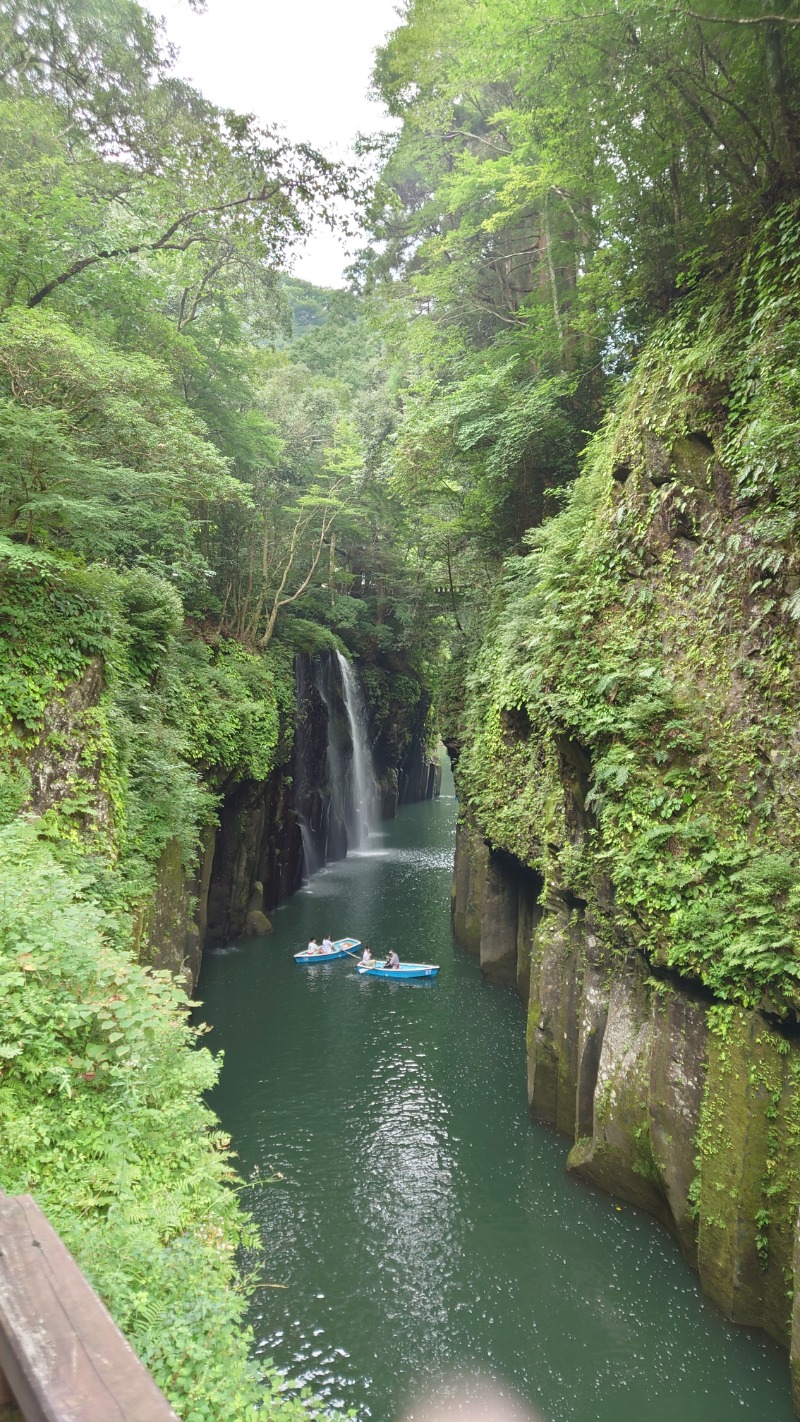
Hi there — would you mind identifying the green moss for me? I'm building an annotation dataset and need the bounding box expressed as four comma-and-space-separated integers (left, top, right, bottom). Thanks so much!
455, 201, 800, 1015
693, 1011, 800, 1343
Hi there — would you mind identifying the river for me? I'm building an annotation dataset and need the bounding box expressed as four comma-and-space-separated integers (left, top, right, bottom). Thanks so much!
196, 765, 793, 1422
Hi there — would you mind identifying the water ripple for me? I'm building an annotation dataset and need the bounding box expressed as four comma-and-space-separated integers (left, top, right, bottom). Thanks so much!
199, 793, 793, 1422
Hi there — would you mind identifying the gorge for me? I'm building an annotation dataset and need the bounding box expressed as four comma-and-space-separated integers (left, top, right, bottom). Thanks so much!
197, 769, 794, 1422
1, 2, 800, 1420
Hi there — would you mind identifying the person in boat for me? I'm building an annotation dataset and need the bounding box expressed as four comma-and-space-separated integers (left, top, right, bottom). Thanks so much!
384, 950, 400, 970
307, 936, 322, 955
321, 933, 335, 954
360, 945, 373, 966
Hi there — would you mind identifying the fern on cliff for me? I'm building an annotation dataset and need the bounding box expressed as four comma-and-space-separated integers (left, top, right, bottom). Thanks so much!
0, 821, 328, 1422
456, 203, 800, 1013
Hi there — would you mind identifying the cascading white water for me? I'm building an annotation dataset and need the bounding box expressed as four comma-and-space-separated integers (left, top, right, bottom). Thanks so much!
336, 651, 376, 848
298, 822, 319, 880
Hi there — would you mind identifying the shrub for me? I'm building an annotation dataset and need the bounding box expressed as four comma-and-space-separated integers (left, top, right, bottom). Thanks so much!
0, 821, 318, 1421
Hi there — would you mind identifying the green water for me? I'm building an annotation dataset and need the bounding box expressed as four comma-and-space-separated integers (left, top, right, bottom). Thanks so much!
197, 774, 793, 1422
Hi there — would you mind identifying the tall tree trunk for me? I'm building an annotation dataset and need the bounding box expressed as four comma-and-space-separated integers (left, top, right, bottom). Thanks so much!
763, 20, 799, 186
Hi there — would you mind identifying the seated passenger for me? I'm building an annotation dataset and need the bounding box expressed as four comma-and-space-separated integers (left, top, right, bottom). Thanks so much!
385, 950, 400, 970
322, 934, 335, 953
307, 937, 322, 954
360, 945, 373, 966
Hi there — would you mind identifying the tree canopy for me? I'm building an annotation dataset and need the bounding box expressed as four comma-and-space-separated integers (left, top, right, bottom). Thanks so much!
364, 0, 800, 606
3, 0, 800, 1413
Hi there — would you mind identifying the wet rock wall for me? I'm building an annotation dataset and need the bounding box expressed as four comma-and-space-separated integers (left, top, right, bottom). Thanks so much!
452, 813, 800, 1405
151, 650, 439, 972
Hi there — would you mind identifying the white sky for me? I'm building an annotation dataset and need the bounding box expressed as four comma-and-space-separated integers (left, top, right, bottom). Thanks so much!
148, 0, 402, 286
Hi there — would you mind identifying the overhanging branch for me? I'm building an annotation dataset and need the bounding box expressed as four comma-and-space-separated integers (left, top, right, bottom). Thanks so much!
26, 180, 286, 308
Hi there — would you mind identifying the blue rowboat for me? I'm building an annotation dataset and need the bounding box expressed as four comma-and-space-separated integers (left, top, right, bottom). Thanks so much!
357, 961, 440, 980
294, 937, 361, 965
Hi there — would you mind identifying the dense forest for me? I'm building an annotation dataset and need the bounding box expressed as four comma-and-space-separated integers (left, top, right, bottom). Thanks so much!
0, 4, 438, 1416
1, 0, 800, 1418
370, 0, 800, 1011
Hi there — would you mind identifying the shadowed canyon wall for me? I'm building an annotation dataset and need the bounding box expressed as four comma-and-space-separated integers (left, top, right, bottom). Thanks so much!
16, 627, 438, 984
150, 650, 439, 967
448, 225, 800, 1411
453, 814, 800, 1407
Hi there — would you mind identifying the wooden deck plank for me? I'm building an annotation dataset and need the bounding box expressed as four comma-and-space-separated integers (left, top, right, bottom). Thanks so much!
0, 1195, 179, 1422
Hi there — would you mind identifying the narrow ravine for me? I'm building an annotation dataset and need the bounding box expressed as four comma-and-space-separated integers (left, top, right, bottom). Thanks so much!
196, 768, 793, 1422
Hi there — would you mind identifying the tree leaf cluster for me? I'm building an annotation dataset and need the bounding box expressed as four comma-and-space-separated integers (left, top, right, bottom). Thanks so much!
0, 819, 329, 1422
365, 0, 800, 608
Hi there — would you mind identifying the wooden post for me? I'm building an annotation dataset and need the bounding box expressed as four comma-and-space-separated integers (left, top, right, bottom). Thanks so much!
0, 1194, 179, 1421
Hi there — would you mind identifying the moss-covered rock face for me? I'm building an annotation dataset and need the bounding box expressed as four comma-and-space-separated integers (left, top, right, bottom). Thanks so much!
450, 203, 800, 1403
0, 543, 304, 977
455, 203, 800, 1020
0, 540, 436, 980
453, 816, 800, 1389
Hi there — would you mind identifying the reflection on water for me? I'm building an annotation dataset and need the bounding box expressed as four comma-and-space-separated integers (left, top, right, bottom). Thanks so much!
197, 775, 793, 1422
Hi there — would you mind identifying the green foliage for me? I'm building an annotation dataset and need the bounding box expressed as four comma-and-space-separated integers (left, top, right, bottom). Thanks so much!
361, 666, 428, 763
0, 308, 246, 606
366, 0, 800, 642
119, 570, 184, 681
0, 531, 297, 906
0, 539, 115, 743
0, 763, 31, 826
0, 5, 439, 1420
276, 616, 347, 657
0, 821, 319, 1422
455, 204, 800, 1013
171, 638, 295, 783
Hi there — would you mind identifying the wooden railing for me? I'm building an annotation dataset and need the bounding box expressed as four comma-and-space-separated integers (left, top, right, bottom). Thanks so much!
0, 1194, 178, 1421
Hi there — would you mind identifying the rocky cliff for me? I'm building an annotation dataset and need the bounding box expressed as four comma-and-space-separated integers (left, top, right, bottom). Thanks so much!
449, 206, 800, 1410
205, 649, 439, 948
3, 599, 438, 983
453, 814, 800, 1401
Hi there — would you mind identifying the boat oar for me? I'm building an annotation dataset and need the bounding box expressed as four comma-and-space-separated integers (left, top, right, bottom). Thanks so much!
342, 948, 382, 967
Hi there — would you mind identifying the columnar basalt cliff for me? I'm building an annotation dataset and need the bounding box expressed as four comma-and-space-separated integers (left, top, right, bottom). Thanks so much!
449, 213, 800, 1410
453, 817, 800, 1399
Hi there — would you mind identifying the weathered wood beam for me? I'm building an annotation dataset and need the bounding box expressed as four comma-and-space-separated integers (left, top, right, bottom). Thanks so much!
0, 1194, 179, 1421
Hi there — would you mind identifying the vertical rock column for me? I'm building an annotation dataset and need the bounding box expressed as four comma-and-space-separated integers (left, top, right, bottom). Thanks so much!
791, 1209, 800, 1413
694, 1010, 800, 1346
479, 850, 520, 986
647, 988, 708, 1262
452, 820, 539, 991
527, 905, 596, 1137
451, 818, 489, 955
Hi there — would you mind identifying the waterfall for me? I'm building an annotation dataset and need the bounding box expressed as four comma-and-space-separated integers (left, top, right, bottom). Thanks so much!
298, 822, 319, 880
293, 651, 377, 881
336, 651, 376, 848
